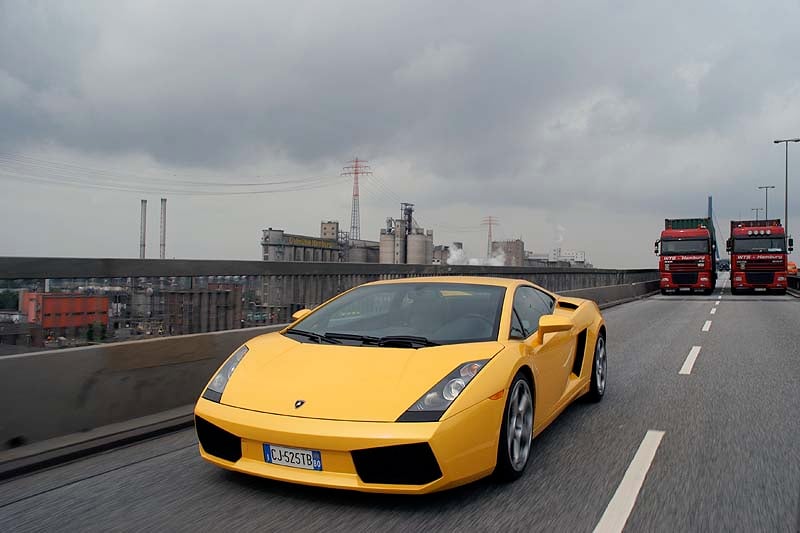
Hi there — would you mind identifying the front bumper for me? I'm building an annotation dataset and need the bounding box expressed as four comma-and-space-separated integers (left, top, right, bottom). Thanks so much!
731, 272, 786, 290
194, 396, 503, 494
659, 272, 713, 290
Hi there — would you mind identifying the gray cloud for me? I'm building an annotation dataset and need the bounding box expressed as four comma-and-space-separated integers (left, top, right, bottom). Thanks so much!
1, 1, 800, 267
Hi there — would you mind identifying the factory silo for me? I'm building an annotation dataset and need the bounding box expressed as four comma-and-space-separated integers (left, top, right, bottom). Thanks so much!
379, 230, 395, 264
407, 229, 427, 264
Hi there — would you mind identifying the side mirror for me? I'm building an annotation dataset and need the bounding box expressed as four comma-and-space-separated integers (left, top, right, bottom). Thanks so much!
789, 238, 794, 253
653, 240, 659, 255
726, 238, 732, 253
537, 314, 573, 344
291, 308, 312, 322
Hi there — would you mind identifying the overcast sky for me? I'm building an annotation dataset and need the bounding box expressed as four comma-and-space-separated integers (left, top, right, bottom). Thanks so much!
2, 1, 800, 268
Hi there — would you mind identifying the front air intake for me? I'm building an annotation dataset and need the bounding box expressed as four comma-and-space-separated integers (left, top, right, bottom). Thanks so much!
352, 443, 442, 485
195, 416, 242, 463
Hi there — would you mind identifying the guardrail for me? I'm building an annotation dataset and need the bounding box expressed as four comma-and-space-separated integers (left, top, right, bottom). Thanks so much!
0, 257, 658, 344
788, 275, 800, 290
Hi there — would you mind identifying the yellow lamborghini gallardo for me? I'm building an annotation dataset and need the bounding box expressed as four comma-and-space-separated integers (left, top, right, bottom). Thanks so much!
194, 276, 606, 494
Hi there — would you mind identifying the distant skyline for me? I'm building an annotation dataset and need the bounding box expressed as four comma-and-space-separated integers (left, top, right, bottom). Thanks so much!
2, 1, 799, 267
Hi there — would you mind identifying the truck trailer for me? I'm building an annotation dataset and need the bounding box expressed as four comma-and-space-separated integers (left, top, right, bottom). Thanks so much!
727, 219, 793, 294
655, 218, 717, 294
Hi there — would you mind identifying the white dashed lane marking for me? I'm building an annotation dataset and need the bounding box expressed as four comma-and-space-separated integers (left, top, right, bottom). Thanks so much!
702, 320, 712, 332
679, 346, 702, 375
710, 308, 717, 315
593, 430, 666, 533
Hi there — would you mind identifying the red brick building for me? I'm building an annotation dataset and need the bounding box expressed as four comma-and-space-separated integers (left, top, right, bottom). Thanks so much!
20, 291, 109, 329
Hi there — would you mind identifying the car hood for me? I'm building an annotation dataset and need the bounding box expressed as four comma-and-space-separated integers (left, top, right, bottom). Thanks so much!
219, 332, 504, 422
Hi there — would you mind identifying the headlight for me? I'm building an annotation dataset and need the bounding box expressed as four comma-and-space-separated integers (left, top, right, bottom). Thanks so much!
202, 345, 249, 402
396, 360, 488, 422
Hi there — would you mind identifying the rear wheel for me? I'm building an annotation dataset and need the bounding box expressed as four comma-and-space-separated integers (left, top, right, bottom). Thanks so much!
495, 372, 534, 481
585, 333, 607, 403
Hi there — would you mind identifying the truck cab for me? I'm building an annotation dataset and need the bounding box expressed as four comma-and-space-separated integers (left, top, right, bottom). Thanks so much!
727, 220, 793, 294
655, 222, 716, 295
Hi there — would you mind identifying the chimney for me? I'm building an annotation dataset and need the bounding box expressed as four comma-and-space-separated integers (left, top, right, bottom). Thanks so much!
160, 198, 167, 259
140, 199, 147, 259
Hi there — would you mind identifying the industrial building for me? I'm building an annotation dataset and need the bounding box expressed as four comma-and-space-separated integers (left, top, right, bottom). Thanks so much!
20, 291, 109, 331
262, 228, 343, 262
549, 247, 589, 266
379, 203, 434, 264
261, 223, 380, 264
491, 239, 526, 266
163, 287, 243, 336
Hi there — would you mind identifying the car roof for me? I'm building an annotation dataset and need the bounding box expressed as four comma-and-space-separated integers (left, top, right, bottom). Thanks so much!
363, 276, 529, 288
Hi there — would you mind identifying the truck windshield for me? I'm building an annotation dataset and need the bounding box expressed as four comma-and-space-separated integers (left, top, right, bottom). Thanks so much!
661, 239, 708, 255
733, 237, 785, 253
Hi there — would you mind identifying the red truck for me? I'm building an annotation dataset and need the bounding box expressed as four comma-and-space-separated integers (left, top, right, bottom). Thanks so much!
655, 218, 717, 295
727, 219, 794, 294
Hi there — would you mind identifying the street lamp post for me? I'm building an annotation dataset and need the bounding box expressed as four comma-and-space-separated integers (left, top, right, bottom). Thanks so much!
758, 185, 775, 219
751, 207, 763, 221
773, 138, 800, 236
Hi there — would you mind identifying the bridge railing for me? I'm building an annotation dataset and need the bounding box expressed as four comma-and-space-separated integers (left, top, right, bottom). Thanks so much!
0, 257, 657, 353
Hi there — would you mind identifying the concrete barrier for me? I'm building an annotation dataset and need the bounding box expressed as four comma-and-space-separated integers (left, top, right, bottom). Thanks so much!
0, 280, 658, 458
0, 324, 284, 451
563, 280, 660, 307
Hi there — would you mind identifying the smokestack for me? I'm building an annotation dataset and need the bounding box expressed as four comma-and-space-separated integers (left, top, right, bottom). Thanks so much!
140, 199, 147, 259
160, 198, 167, 259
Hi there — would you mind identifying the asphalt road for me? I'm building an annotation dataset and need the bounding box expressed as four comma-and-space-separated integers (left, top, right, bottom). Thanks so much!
2, 274, 799, 532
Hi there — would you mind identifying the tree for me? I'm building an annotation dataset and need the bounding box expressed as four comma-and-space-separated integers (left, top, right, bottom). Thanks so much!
0, 291, 18, 310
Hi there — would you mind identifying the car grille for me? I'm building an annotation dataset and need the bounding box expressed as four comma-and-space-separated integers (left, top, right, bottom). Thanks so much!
351, 443, 442, 485
671, 272, 698, 285
745, 272, 775, 284
195, 416, 242, 463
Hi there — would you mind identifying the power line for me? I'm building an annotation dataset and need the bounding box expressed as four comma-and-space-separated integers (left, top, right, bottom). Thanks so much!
0, 152, 351, 196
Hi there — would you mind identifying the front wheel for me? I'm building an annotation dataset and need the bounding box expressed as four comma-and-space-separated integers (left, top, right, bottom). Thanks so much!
585, 333, 607, 403
494, 372, 534, 482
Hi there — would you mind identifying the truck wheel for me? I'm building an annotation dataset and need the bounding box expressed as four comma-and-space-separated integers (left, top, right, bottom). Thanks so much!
730, 287, 739, 295
660, 289, 668, 295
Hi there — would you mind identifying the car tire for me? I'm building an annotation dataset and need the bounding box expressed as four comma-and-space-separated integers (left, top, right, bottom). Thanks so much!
494, 372, 534, 482
585, 332, 607, 403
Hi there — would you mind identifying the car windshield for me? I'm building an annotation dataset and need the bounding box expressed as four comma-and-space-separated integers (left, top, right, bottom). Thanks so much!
660, 239, 708, 255
733, 237, 785, 253
288, 283, 506, 346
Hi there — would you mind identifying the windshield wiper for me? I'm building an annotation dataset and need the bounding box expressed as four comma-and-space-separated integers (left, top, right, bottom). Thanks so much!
323, 332, 439, 348
322, 332, 380, 344
284, 329, 341, 344
376, 335, 440, 348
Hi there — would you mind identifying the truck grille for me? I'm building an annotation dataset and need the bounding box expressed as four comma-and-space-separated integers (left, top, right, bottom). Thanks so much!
745, 272, 775, 284
671, 272, 698, 285
669, 260, 701, 271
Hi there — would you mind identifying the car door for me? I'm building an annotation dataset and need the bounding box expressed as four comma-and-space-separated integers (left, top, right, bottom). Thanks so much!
511, 286, 575, 426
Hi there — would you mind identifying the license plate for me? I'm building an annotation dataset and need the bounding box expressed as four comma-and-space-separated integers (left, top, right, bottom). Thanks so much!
263, 443, 322, 471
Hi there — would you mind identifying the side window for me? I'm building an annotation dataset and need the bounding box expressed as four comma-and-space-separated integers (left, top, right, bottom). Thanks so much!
510, 310, 525, 339
511, 286, 555, 338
